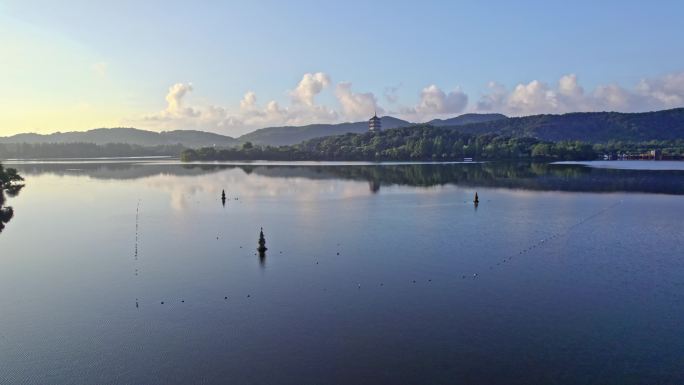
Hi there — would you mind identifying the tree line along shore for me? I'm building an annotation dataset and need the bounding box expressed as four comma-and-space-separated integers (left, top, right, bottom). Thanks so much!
180, 126, 684, 162
1, 126, 683, 162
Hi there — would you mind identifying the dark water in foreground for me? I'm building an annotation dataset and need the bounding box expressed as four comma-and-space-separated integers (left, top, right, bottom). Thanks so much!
0, 161, 683, 384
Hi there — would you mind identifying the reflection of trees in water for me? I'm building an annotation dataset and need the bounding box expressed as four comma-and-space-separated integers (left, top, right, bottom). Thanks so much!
1, 158, 25, 233
302, 163, 684, 195
0, 205, 13, 233
179, 162, 684, 194
13, 162, 220, 180
0, 185, 23, 233
7, 161, 684, 195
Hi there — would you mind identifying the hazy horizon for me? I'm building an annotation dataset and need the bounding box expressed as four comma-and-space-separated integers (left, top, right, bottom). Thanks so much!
3, 107, 684, 139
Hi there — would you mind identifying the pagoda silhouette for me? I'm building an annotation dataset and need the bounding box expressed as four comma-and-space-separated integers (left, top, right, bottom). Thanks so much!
257, 227, 267, 254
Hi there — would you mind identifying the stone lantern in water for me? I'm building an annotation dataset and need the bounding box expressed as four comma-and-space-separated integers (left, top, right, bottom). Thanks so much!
257, 227, 267, 254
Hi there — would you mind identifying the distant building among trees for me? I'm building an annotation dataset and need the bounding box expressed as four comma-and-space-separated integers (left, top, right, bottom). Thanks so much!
369, 113, 381, 132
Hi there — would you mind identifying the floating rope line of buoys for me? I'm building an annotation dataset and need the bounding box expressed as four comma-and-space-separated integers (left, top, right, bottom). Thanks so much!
143, 201, 627, 309
386, 200, 626, 287
476, 200, 625, 274
133, 199, 142, 309
134, 199, 140, 261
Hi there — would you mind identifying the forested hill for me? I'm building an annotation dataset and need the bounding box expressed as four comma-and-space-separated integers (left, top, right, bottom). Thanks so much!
447, 108, 684, 142
236, 116, 411, 146
0, 128, 238, 147
237, 114, 507, 146
4, 109, 684, 159
182, 122, 684, 162
426, 113, 507, 127
238, 108, 684, 147
0, 114, 505, 149
182, 126, 591, 162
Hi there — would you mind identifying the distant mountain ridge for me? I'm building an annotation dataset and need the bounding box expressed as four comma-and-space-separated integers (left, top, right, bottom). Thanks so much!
0, 114, 507, 148
0, 128, 239, 148
444, 108, 684, 142
427, 113, 507, 127
2, 109, 683, 149
237, 116, 412, 146
239, 114, 508, 146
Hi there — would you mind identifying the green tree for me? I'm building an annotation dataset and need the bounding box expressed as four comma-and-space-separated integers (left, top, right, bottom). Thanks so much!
0, 163, 24, 188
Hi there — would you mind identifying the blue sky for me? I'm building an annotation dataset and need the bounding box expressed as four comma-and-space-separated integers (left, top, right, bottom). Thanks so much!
1, 0, 683, 136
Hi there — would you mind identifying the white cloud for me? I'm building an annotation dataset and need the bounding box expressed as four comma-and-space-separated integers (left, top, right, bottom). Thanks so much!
290, 72, 330, 106
400, 84, 468, 120
476, 81, 507, 111
592, 84, 635, 111
635, 72, 684, 108
239, 91, 258, 111
335, 82, 382, 120
477, 71, 684, 115
134, 74, 338, 135
508, 80, 558, 114
163, 83, 199, 117
203, 89, 337, 130
420, 85, 468, 114
557, 74, 590, 111
558, 74, 583, 98
140, 83, 201, 128
130, 70, 684, 136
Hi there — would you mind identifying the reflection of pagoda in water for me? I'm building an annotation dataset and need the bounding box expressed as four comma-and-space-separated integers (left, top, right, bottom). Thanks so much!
369, 113, 381, 132
369, 180, 381, 193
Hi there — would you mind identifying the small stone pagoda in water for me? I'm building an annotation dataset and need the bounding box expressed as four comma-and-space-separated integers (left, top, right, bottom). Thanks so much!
257, 227, 267, 253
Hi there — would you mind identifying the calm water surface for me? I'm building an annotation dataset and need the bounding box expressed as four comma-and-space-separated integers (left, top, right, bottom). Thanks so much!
0, 161, 683, 384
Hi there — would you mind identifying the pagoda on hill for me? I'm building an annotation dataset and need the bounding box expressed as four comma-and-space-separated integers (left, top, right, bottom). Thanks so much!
369, 113, 381, 132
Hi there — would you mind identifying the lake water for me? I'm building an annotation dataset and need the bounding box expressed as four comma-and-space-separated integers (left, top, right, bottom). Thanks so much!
0, 161, 683, 384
